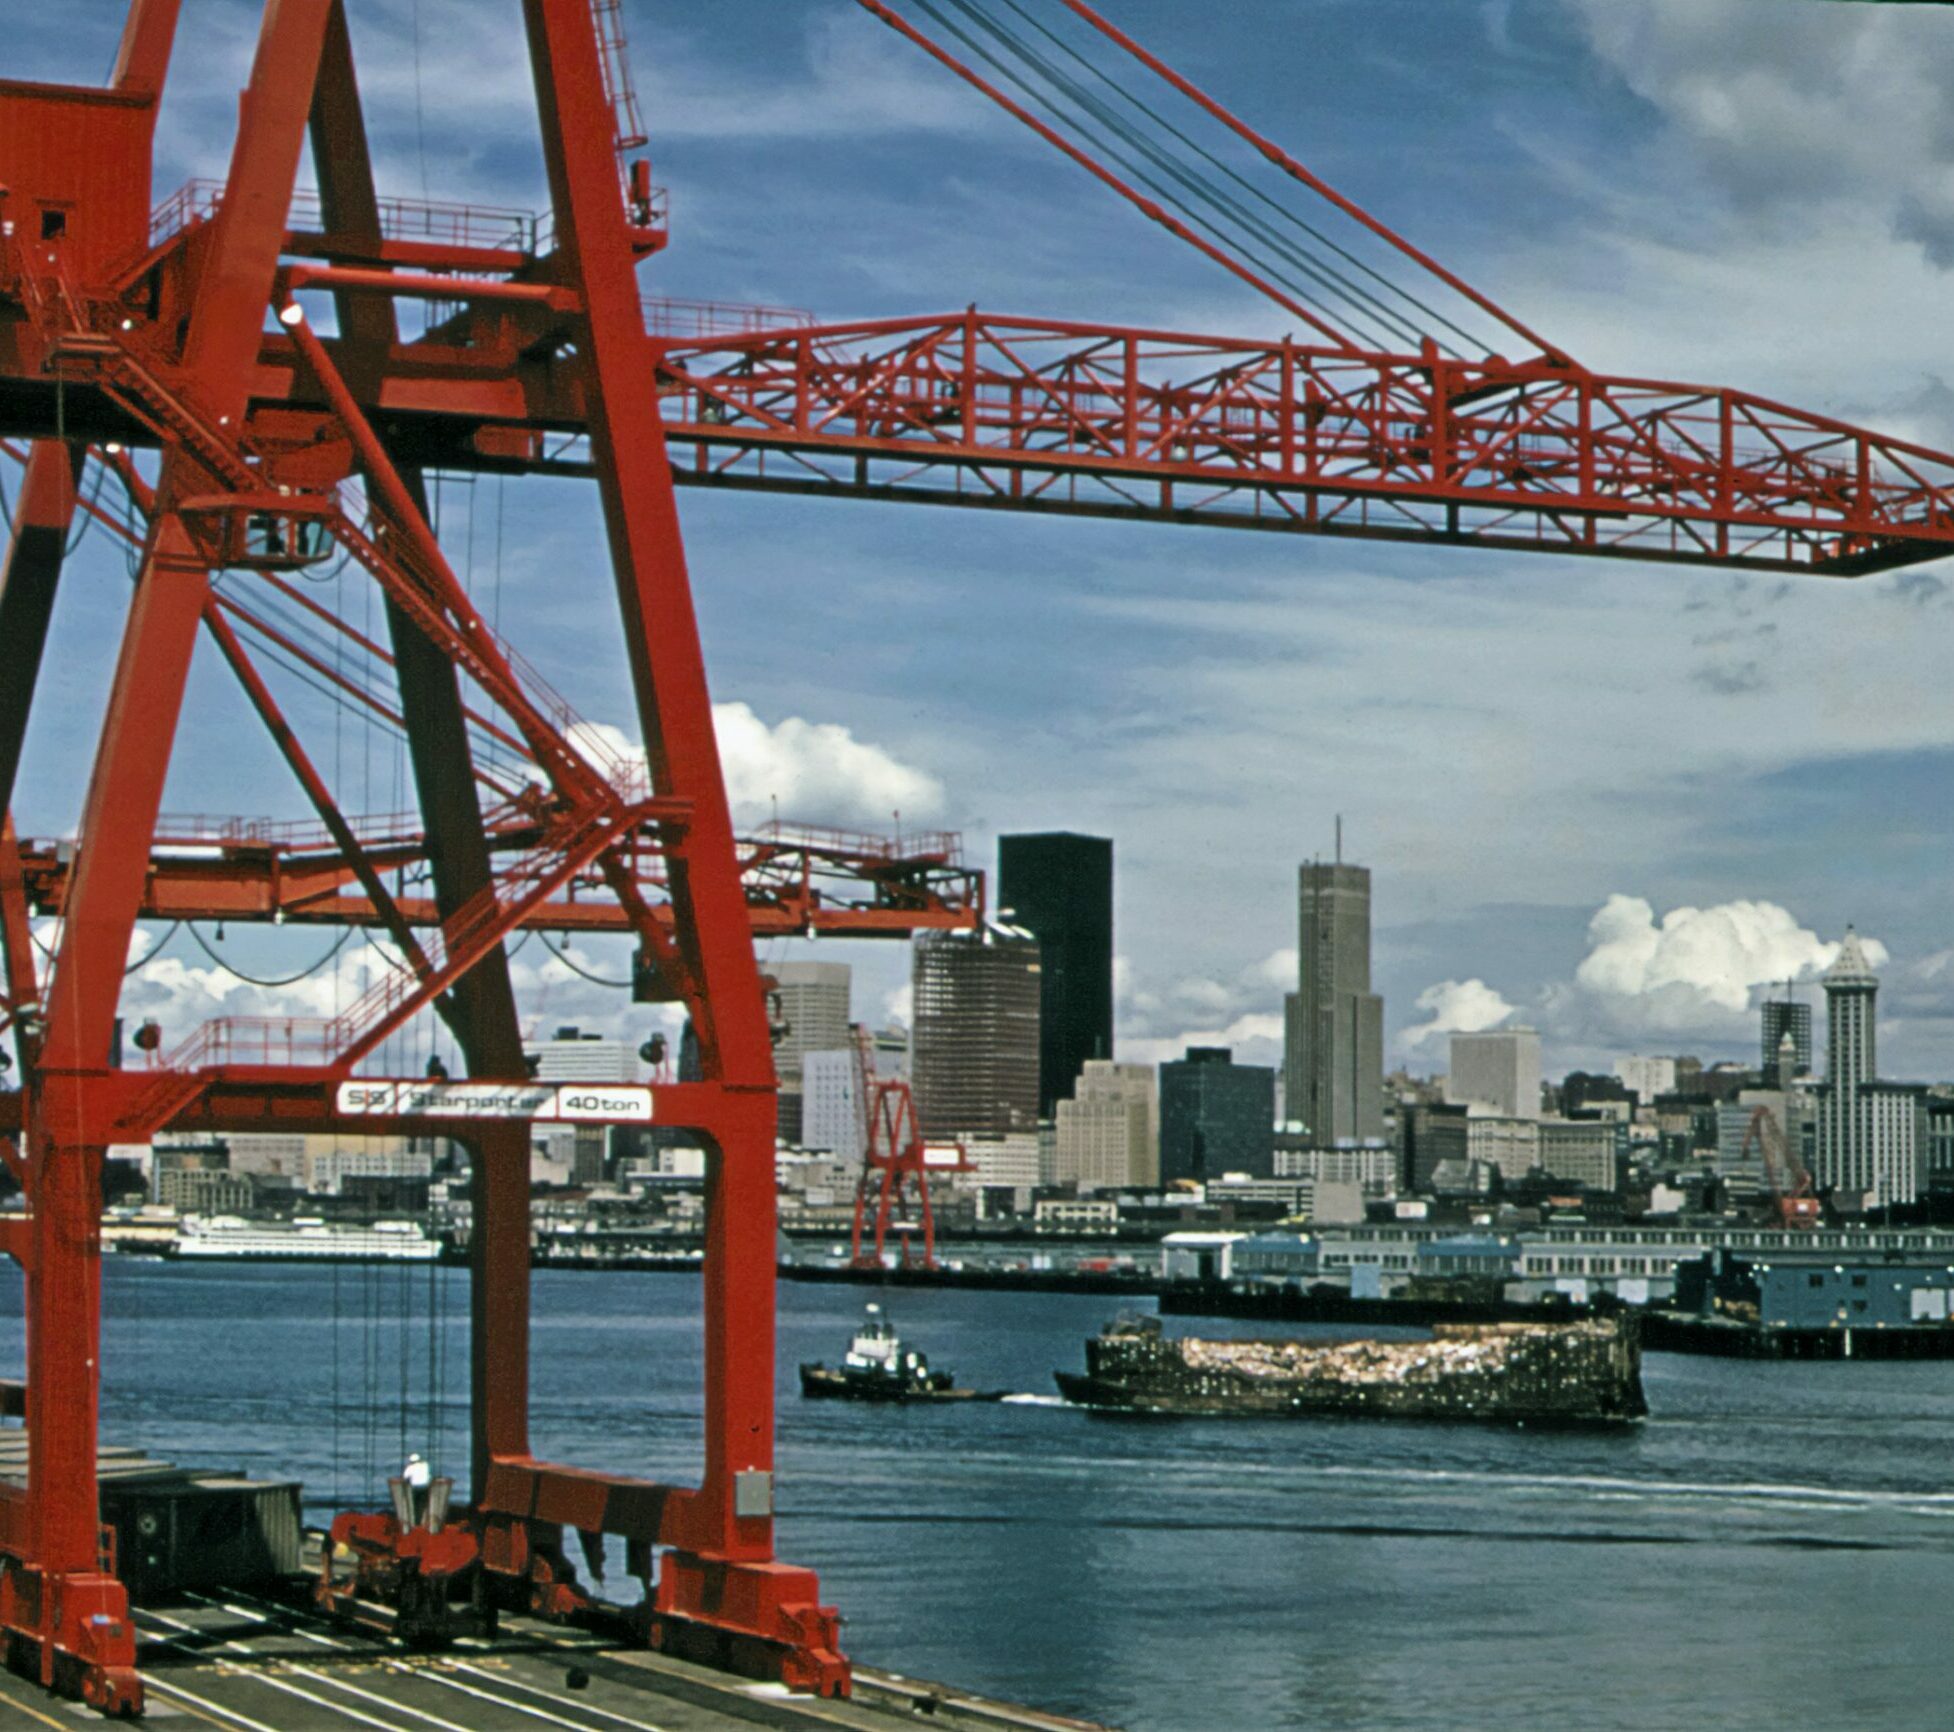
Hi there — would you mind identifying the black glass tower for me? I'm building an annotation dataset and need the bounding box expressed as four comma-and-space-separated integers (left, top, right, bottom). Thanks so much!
997, 832, 1114, 1117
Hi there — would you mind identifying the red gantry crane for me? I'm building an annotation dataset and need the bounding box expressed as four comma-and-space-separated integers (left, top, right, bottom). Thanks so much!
848, 1022, 968, 1270
2, 0, 1952, 1713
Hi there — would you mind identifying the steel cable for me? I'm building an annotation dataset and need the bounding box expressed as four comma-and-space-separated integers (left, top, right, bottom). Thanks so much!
987, 0, 1497, 355
939, 0, 1434, 351
538, 928, 633, 988
185, 922, 353, 988
917, 0, 1487, 355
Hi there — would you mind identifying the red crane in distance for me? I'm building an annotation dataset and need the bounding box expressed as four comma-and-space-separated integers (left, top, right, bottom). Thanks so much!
1, 0, 1950, 1714
847, 1022, 968, 1271
1743, 1104, 1823, 1230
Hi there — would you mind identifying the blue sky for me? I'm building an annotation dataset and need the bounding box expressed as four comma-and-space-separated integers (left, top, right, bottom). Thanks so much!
13, 0, 1954, 1086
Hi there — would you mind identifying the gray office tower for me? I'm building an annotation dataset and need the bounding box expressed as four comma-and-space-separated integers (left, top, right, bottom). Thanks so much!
998, 832, 1114, 1116
911, 926, 1043, 1137
1159, 1047, 1276, 1183
1760, 997, 1812, 1085
1287, 861, 1384, 1144
770, 960, 852, 1145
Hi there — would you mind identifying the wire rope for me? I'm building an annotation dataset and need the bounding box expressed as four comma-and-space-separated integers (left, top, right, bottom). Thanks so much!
917, 0, 1485, 355
934, 0, 1423, 350
952, 0, 1437, 351
29, 920, 182, 977
987, 0, 1496, 355
184, 923, 353, 987
910, 0, 1405, 351
62, 455, 110, 556
538, 929, 633, 988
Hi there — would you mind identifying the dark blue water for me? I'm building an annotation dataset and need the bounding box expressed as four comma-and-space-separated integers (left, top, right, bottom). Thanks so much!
14, 1263, 1954, 1731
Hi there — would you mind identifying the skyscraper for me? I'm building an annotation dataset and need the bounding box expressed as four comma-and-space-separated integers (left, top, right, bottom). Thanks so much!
1053, 1060, 1158, 1191
997, 832, 1114, 1117
767, 960, 852, 1145
1445, 1028, 1542, 1120
1814, 930, 1922, 1207
1760, 997, 1813, 1084
770, 961, 853, 1082
1158, 1047, 1276, 1184
910, 926, 1042, 1137
1289, 860, 1384, 1145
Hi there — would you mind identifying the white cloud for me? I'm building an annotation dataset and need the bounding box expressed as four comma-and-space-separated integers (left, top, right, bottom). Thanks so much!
1114, 945, 1297, 1072
1120, 1012, 1284, 1073
638, 11, 1003, 144
1573, 894, 1879, 1014
713, 702, 943, 828
1399, 978, 1516, 1051
571, 705, 944, 830
1561, 0, 1954, 261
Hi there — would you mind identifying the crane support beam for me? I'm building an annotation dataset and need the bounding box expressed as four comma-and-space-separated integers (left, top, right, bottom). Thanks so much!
11, 825, 979, 938
9, 307, 1950, 575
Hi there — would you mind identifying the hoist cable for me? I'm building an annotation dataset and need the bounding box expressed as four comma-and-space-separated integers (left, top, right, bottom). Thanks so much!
185, 922, 354, 987
538, 928, 634, 988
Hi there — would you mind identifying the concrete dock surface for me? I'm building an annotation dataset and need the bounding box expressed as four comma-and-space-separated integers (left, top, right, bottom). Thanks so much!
0, 1586, 1113, 1732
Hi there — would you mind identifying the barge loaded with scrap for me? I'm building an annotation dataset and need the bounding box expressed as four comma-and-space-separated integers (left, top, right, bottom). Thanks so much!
1056, 1314, 1646, 1424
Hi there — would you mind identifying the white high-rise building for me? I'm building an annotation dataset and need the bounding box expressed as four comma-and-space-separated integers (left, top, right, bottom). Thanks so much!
1446, 1029, 1542, 1120
526, 1027, 643, 1084
1814, 930, 1922, 1208
799, 1035, 907, 1161
802, 1048, 862, 1162
1053, 1061, 1157, 1192
1617, 1055, 1678, 1105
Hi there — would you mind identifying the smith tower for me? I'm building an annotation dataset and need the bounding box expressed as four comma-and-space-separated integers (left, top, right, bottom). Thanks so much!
1286, 857, 1384, 1145
1815, 928, 1894, 1201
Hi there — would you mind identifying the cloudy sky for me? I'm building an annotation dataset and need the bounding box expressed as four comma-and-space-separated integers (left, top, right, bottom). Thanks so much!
12, 0, 1954, 1085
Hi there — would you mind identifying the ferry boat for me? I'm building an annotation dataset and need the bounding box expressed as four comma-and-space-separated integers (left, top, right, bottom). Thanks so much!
171, 1216, 441, 1262
798, 1304, 1003, 1403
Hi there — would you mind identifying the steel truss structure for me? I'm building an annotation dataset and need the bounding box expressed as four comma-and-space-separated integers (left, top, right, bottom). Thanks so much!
2, 0, 1953, 1718
0, 0, 866, 1709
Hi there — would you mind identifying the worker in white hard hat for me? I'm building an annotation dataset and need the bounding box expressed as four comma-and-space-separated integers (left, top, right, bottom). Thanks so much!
403, 1451, 432, 1527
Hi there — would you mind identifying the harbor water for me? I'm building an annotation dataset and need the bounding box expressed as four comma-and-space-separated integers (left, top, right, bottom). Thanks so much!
14, 1262, 1954, 1731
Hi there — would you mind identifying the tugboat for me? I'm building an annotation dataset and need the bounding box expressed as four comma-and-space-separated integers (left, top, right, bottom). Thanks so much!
799, 1304, 1004, 1402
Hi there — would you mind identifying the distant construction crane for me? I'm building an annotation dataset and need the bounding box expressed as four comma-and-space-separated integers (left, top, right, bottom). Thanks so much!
1743, 1104, 1822, 1230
